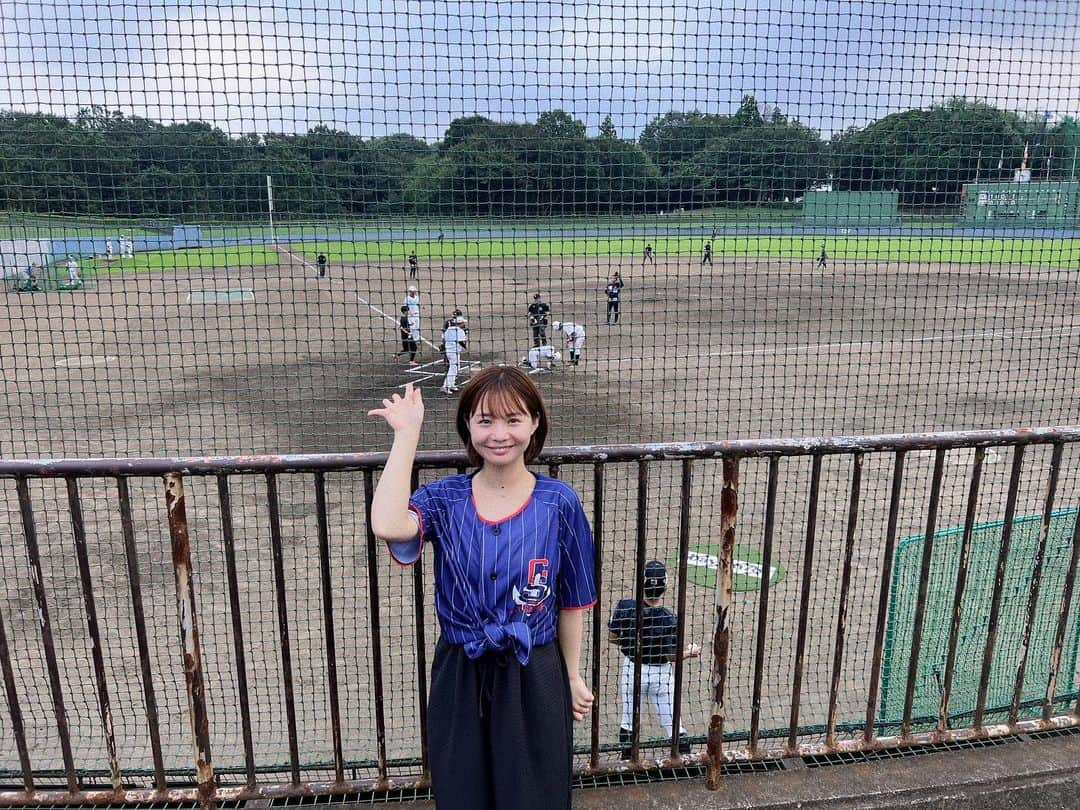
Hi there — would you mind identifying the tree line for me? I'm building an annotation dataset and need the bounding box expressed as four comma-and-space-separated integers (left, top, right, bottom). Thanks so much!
0, 97, 1075, 219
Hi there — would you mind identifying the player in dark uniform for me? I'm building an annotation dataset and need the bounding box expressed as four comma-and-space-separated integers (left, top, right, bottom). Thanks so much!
408, 250, 419, 278
442, 309, 463, 333
701, 241, 713, 265
816, 241, 827, 269
643, 244, 655, 265
368, 367, 597, 810
397, 305, 418, 364
605, 272, 625, 324
528, 293, 551, 347
316, 253, 327, 277
609, 560, 700, 760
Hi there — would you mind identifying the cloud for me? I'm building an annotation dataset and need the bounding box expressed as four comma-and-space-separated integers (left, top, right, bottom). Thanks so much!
0, 0, 1076, 142
916, 34, 1080, 123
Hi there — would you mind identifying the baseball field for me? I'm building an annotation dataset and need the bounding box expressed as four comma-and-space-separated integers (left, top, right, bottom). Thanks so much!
2, 232, 1080, 785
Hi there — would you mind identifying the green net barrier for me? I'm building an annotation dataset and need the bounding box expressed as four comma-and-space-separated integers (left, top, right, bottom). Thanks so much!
881, 508, 1080, 731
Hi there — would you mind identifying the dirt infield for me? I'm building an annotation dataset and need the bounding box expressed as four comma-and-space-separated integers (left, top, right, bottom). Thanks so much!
2, 249, 1080, 786
3, 249, 1079, 460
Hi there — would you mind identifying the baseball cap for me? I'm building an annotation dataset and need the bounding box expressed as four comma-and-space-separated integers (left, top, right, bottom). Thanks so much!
407, 285, 418, 293
643, 560, 667, 587
551, 320, 561, 331
533, 292, 541, 299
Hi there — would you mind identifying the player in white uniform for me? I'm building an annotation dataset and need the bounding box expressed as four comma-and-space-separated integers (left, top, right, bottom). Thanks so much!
522, 345, 562, 371
551, 320, 586, 365
66, 256, 81, 284
403, 285, 421, 338
441, 317, 467, 393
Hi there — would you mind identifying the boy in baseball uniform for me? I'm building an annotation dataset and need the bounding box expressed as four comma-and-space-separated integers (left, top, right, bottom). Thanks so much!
403, 285, 420, 332
441, 316, 467, 393
521, 345, 562, 371
609, 560, 700, 759
551, 320, 585, 365
66, 255, 81, 284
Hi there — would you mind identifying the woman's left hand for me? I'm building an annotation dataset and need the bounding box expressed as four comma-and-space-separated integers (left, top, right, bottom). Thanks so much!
568, 673, 594, 722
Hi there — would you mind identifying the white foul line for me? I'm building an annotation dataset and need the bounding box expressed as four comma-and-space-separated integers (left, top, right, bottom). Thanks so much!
601, 323, 1080, 366
276, 245, 440, 351
702, 323, 1080, 360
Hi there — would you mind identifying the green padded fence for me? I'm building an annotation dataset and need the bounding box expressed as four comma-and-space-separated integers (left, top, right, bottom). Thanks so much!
880, 508, 1080, 732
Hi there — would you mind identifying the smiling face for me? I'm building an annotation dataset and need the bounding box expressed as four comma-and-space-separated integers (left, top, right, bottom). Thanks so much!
467, 394, 540, 468
455, 366, 549, 468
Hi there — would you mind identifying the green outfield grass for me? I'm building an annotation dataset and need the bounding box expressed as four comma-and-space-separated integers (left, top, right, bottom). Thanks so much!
86, 245, 280, 274
69, 234, 1080, 272
306, 234, 1080, 269
12, 222, 1075, 272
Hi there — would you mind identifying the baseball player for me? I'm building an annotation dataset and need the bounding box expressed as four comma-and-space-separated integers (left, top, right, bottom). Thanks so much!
317, 253, 327, 277
609, 560, 700, 759
367, 367, 597, 810
551, 320, 585, 365
408, 250, 419, 279
701, 240, 713, 265
528, 293, 551, 347
403, 285, 420, 333
816, 241, 828, 270
66, 256, 81, 285
16, 264, 41, 292
643, 244, 654, 265
441, 316, 467, 393
105, 239, 114, 260
442, 308, 467, 334
397, 305, 419, 365
522, 344, 562, 371
605, 272, 624, 324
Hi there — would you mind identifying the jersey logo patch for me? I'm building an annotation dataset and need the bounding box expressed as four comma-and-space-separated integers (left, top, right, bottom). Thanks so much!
513, 558, 551, 614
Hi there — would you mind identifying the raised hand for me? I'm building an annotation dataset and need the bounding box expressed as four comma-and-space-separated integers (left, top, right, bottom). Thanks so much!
368, 382, 425, 434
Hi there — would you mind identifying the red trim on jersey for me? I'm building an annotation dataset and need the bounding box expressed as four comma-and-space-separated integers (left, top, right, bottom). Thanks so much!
386, 505, 424, 567
559, 599, 598, 611
471, 492, 532, 524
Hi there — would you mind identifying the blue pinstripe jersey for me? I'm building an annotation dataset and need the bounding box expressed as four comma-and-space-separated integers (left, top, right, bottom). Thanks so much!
388, 473, 597, 665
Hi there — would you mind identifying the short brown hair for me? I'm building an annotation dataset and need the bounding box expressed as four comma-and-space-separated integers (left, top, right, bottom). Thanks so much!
455, 366, 549, 467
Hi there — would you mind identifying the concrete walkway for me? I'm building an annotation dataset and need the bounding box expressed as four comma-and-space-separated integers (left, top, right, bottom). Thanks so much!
388, 732, 1080, 809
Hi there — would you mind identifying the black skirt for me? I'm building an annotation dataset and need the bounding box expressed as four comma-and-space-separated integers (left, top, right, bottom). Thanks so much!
428, 638, 573, 810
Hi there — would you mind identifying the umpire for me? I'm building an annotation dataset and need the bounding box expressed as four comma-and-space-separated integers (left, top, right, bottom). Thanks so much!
528, 293, 551, 347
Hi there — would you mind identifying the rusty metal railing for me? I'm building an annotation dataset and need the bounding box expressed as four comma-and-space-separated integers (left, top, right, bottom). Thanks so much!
1, 426, 1079, 806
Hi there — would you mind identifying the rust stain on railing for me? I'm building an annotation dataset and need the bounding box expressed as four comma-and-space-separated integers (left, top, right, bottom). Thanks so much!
706, 457, 738, 789
163, 474, 215, 804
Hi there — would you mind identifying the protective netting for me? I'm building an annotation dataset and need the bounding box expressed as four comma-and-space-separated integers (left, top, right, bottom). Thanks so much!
2, 0, 1080, 798
2, 443, 1080, 789
1, 1, 1079, 459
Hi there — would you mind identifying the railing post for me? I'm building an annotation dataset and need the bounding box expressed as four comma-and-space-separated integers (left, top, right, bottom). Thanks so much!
706, 457, 738, 790
164, 473, 215, 808
16, 477, 77, 793
67, 477, 122, 795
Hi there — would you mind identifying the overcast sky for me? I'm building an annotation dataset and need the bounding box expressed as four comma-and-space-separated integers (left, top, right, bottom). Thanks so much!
0, 0, 1077, 141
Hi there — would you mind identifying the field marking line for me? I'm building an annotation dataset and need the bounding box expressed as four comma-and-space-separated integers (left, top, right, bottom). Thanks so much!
275, 245, 440, 351
702, 323, 1080, 360
55, 354, 119, 368
397, 359, 482, 390
602, 323, 1080, 366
